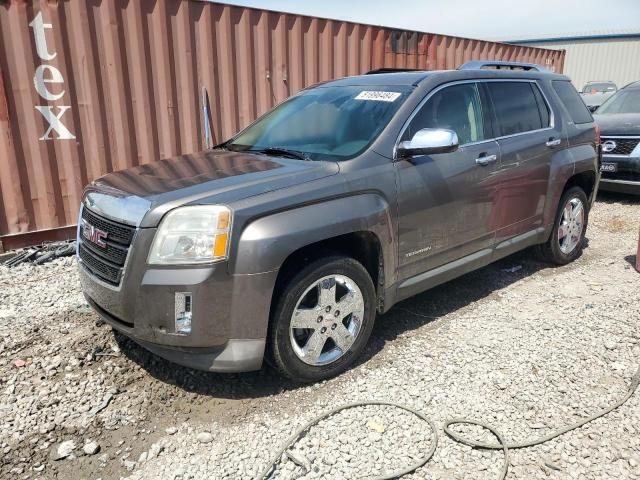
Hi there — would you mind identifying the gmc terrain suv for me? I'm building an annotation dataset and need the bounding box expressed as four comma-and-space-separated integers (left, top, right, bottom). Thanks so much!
593, 80, 640, 194
78, 61, 600, 382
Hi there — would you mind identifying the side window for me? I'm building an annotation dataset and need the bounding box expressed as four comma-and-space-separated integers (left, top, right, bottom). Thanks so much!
487, 82, 543, 136
552, 80, 593, 124
531, 83, 551, 128
402, 83, 485, 146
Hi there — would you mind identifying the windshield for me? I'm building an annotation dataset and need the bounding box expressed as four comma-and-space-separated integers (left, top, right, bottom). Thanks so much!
582, 83, 616, 94
596, 89, 640, 114
225, 85, 411, 160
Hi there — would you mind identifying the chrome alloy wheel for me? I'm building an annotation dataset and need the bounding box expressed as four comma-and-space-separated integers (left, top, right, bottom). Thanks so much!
289, 274, 365, 366
558, 197, 585, 254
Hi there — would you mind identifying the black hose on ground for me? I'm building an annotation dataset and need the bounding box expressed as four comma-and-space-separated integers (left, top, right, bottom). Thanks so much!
4, 240, 76, 267
259, 365, 640, 480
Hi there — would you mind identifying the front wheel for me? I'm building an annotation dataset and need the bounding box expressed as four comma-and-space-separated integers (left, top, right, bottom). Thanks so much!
538, 186, 589, 265
268, 256, 376, 382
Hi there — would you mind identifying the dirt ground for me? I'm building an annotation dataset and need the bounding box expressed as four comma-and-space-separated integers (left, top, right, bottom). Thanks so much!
1, 191, 639, 480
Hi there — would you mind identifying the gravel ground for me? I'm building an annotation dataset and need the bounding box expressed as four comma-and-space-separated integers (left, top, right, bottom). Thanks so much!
1, 192, 639, 480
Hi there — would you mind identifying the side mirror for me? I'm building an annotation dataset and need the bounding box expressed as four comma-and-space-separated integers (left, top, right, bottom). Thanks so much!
397, 128, 459, 158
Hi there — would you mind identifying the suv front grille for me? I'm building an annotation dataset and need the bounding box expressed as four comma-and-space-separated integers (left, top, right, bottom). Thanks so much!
602, 138, 640, 156
79, 207, 135, 286
602, 171, 640, 183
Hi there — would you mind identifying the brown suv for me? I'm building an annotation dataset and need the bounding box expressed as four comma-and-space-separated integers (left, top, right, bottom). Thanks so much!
78, 61, 600, 382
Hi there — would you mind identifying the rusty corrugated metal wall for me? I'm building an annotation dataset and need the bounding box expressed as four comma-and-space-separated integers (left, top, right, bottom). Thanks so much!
0, 0, 565, 249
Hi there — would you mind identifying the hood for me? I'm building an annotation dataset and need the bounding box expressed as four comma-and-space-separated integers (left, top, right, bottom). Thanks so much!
83, 149, 339, 228
593, 113, 640, 136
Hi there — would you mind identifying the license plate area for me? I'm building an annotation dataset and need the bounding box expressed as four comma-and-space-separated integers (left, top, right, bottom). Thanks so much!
600, 163, 617, 173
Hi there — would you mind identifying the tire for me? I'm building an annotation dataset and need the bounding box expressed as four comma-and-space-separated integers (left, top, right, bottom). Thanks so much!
268, 255, 376, 382
538, 186, 589, 265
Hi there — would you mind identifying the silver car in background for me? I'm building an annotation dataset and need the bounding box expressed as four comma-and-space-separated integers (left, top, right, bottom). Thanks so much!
581, 81, 617, 112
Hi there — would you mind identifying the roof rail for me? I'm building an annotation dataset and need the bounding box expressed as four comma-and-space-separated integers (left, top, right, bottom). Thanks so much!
458, 60, 550, 72
366, 68, 421, 74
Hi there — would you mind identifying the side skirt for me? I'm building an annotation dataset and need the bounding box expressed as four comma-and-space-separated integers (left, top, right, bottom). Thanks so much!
385, 227, 546, 308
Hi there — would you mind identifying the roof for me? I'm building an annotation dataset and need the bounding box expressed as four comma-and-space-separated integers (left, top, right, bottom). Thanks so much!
624, 80, 640, 90
320, 71, 433, 87
501, 29, 640, 44
318, 67, 567, 88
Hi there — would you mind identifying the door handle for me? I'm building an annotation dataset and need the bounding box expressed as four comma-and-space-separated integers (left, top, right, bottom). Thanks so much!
546, 137, 561, 147
475, 154, 497, 166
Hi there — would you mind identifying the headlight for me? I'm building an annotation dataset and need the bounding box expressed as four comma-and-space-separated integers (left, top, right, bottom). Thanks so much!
148, 205, 232, 265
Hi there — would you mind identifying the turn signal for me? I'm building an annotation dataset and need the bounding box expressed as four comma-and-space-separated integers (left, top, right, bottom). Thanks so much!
213, 233, 228, 258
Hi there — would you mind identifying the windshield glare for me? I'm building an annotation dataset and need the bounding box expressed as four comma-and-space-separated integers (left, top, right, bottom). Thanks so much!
596, 89, 640, 114
227, 85, 410, 160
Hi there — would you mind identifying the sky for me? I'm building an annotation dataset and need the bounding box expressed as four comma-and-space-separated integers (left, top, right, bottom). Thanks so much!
219, 0, 640, 41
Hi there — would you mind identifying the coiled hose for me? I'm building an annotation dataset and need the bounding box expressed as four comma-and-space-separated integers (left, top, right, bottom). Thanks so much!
259, 365, 640, 480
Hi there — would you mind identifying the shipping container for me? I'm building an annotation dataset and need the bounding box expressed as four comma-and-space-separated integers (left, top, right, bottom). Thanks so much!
0, 0, 565, 250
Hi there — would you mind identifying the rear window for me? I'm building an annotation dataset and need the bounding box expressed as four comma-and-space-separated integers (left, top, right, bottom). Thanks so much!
553, 80, 593, 124
486, 82, 545, 136
582, 82, 616, 94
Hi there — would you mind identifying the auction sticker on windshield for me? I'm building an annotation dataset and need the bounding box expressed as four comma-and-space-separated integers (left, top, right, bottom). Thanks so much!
355, 91, 401, 102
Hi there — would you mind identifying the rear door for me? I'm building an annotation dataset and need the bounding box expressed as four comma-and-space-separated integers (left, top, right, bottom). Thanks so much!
483, 80, 560, 241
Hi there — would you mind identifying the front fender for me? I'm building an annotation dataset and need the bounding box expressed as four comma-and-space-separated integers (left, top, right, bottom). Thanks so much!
232, 194, 396, 285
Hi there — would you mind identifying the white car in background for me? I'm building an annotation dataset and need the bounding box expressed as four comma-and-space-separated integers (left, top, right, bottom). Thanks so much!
580, 81, 617, 112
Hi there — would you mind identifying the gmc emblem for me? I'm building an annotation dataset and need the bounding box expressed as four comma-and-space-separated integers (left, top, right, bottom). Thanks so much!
82, 219, 108, 248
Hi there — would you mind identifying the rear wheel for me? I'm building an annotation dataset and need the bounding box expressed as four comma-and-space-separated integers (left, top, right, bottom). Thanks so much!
538, 186, 589, 265
268, 256, 376, 382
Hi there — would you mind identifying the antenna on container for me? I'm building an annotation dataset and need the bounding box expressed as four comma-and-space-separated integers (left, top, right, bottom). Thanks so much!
201, 87, 213, 149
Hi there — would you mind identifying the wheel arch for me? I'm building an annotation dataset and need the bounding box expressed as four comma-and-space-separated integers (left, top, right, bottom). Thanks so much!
233, 194, 395, 314
564, 169, 597, 201
542, 170, 596, 242
543, 144, 598, 238
271, 231, 384, 316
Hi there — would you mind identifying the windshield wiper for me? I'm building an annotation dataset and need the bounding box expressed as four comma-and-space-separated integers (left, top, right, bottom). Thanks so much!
212, 140, 230, 150
246, 147, 311, 161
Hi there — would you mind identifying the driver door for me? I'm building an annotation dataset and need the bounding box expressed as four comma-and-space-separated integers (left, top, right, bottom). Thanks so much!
395, 82, 501, 281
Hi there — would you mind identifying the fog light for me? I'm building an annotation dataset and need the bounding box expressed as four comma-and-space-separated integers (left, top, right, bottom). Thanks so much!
175, 292, 192, 335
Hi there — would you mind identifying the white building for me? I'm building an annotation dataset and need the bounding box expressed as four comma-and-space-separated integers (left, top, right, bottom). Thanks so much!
509, 30, 640, 91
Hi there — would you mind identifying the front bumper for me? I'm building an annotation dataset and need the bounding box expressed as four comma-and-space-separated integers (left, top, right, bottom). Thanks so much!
79, 226, 278, 372
599, 154, 640, 194
86, 294, 267, 372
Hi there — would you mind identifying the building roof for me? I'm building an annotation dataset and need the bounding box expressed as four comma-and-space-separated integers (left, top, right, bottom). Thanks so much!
500, 29, 640, 44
